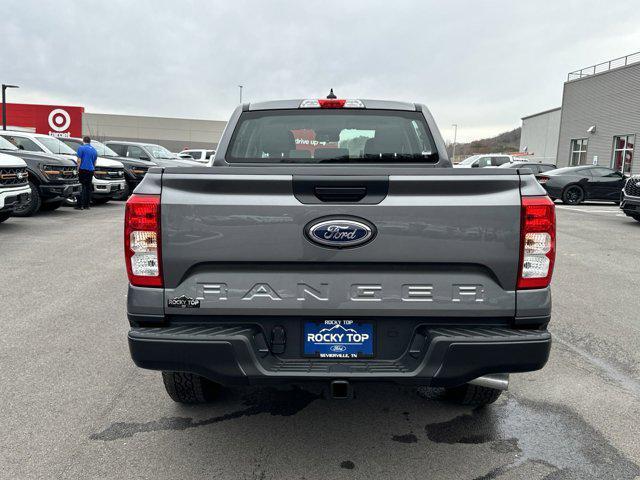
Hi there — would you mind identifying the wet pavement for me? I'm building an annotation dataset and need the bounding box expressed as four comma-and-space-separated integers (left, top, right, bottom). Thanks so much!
1, 202, 639, 479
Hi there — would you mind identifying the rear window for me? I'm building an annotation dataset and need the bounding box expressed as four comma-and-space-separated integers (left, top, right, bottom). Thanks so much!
227, 109, 438, 163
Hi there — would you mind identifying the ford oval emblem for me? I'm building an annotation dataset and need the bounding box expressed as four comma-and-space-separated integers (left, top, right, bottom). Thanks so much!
330, 345, 347, 352
305, 216, 376, 248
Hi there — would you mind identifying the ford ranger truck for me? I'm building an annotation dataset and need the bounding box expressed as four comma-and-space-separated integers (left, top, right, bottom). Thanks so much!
0, 152, 30, 223
125, 97, 555, 406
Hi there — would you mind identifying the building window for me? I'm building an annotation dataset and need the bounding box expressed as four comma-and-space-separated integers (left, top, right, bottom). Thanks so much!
612, 135, 634, 174
570, 138, 588, 166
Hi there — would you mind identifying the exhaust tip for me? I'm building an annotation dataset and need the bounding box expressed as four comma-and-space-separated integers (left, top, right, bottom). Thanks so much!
330, 380, 352, 399
469, 373, 509, 391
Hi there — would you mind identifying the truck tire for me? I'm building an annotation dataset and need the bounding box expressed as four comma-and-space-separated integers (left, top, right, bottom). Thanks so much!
444, 383, 502, 406
561, 185, 584, 205
12, 181, 41, 217
40, 200, 63, 211
0, 212, 11, 223
162, 371, 219, 404
632, 215, 640, 223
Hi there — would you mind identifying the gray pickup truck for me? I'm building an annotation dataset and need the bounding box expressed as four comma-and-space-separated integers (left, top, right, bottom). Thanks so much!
125, 96, 556, 406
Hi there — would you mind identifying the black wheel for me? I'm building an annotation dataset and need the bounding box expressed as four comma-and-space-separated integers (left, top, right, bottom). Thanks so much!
444, 383, 502, 406
562, 185, 585, 205
162, 372, 220, 404
0, 212, 11, 223
12, 181, 41, 217
40, 200, 63, 211
92, 197, 110, 205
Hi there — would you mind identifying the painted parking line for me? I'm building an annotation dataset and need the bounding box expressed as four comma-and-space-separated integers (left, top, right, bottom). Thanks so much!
556, 206, 620, 214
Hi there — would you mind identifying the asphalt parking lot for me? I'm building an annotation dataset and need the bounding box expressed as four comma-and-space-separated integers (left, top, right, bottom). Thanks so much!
1, 202, 639, 480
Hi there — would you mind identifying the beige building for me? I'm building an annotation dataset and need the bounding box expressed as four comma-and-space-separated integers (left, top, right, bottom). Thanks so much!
520, 107, 561, 164
82, 112, 227, 152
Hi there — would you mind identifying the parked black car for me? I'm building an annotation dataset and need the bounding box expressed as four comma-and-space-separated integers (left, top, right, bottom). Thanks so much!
60, 137, 153, 199
0, 135, 80, 216
499, 161, 557, 183
499, 161, 556, 174
539, 166, 627, 205
620, 175, 640, 222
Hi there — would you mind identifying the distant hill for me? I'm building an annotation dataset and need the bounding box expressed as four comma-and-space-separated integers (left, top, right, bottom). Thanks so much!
449, 127, 521, 160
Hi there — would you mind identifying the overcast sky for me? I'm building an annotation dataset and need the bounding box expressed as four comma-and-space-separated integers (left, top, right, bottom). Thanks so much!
2, 0, 639, 142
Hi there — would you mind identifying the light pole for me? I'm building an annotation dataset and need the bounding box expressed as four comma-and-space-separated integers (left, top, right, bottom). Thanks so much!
238, 85, 243, 104
451, 123, 458, 161
2, 84, 19, 130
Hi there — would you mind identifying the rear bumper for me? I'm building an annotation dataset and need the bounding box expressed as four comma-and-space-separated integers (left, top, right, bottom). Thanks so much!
620, 195, 640, 216
128, 325, 551, 387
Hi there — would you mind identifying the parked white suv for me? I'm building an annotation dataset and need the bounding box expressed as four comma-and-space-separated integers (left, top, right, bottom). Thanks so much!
0, 152, 30, 223
178, 149, 216, 165
0, 131, 126, 204
455, 154, 524, 168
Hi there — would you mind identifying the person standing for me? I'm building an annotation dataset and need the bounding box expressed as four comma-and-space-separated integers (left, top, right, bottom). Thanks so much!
75, 136, 97, 210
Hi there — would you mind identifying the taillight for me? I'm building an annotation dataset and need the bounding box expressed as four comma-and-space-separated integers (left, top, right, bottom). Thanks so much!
318, 99, 346, 108
537, 176, 549, 184
517, 196, 555, 289
299, 99, 365, 109
124, 194, 162, 287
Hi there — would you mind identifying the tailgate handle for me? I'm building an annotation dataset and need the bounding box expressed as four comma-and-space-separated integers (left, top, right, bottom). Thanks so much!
293, 175, 388, 204
314, 186, 367, 202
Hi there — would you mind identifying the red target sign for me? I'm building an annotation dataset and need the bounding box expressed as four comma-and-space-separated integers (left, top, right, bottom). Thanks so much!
48, 109, 72, 132
4, 103, 84, 138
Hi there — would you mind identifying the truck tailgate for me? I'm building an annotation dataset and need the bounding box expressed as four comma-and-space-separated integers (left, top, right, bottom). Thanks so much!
160, 168, 522, 318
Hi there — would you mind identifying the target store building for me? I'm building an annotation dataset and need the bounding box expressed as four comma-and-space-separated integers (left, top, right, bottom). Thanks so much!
3, 103, 225, 151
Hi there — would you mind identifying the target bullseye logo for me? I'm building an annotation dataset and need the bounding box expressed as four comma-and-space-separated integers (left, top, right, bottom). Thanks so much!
48, 109, 71, 132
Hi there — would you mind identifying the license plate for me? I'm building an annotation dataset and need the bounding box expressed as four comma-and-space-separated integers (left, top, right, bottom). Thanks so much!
303, 320, 374, 358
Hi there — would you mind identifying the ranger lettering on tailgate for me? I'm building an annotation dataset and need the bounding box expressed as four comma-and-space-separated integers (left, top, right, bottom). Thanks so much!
189, 282, 485, 303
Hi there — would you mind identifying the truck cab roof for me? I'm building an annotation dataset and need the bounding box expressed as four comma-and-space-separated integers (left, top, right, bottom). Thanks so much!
247, 99, 419, 111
